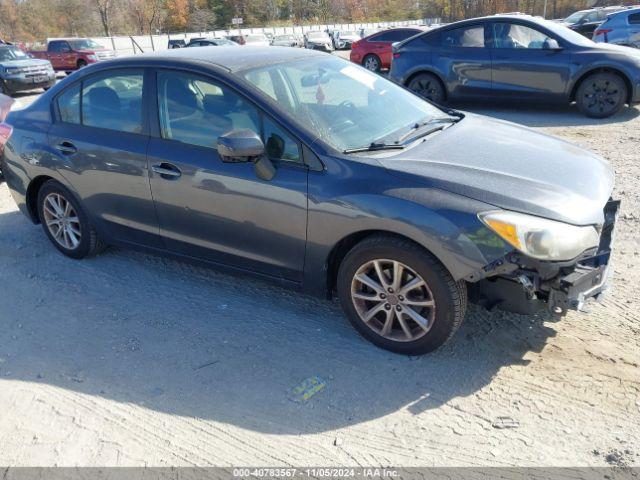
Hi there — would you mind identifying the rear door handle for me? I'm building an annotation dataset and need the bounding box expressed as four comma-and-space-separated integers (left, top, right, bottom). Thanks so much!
152, 163, 182, 179
55, 141, 77, 155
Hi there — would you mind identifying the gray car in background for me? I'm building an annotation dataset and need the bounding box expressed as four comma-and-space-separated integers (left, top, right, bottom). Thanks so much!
0, 45, 55, 96
593, 7, 640, 47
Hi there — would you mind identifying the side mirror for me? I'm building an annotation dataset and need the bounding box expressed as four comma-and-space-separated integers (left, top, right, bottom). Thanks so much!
217, 129, 265, 162
217, 129, 276, 181
544, 39, 562, 50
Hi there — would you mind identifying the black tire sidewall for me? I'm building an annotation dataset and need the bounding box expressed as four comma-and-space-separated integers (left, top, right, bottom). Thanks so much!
337, 241, 460, 355
37, 181, 93, 259
576, 73, 627, 118
409, 73, 445, 105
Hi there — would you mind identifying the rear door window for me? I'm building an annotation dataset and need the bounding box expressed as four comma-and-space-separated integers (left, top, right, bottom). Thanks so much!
442, 25, 486, 47
629, 13, 640, 24
82, 71, 144, 134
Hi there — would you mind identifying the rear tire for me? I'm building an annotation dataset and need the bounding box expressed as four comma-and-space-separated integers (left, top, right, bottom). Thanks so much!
337, 235, 466, 355
362, 54, 381, 72
407, 72, 446, 105
37, 180, 105, 259
575, 72, 627, 118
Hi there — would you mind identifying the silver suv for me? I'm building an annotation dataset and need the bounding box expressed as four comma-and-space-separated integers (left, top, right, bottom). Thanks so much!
593, 7, 640, 47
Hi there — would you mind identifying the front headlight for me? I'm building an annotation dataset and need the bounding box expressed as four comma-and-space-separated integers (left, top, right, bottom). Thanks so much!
5, 67, 22, 75
87, 54, 97, 61
479, 210, 600, 261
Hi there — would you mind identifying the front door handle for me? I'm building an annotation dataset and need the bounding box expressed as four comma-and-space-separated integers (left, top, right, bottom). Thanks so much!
152, 163, 182, 179
55, 141, 77, 155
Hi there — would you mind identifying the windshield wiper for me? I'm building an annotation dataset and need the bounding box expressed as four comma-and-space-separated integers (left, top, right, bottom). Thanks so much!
343, 142, 405, 154
396, 116, 459, 144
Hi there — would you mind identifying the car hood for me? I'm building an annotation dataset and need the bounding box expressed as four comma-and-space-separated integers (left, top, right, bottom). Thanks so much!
0, 58, 51, 68
584, 42, 640, 59
378, 114, 614, 226
340, 35, 360, 41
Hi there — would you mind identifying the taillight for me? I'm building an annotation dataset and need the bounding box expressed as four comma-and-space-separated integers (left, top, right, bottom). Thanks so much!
594, 28, 612, 36
0, 123, 12, 152
0, 94, 15, 152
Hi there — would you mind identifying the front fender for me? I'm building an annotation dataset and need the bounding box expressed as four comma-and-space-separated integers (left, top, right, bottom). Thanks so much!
303, 161, 512, 297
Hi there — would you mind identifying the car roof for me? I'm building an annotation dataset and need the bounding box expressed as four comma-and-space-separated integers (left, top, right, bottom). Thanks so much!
102, 46, 327, 72
431, 14, 549, 28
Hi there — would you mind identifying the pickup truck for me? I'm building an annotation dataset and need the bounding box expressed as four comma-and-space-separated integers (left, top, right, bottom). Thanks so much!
29, 38, 116, 73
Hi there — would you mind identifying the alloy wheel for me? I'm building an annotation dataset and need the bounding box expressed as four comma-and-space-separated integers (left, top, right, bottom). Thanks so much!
363, 56, 380, 71
582, 79, 622, 116
42, 193, 82, 250
350, 259, 436, 342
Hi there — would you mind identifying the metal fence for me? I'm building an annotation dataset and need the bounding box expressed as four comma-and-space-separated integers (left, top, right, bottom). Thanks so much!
65, 19, 439, 57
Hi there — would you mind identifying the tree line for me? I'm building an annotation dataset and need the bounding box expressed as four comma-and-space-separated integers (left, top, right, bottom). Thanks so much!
0, 0, 633, 42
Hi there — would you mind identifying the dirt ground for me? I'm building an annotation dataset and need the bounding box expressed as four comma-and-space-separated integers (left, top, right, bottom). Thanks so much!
0, 85, 639, 467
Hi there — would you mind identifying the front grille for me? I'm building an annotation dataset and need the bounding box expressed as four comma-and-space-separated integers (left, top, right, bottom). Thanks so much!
20, 66, 50, 75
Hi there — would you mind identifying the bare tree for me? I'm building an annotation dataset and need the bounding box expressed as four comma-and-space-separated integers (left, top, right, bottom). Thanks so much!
94, 0, 112, 36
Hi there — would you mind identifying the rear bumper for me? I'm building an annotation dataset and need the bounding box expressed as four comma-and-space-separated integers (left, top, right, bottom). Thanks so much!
471, 199, 620, 316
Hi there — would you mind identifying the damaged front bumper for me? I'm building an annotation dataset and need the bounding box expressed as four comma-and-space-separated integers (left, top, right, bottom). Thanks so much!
470, 199, 620, 317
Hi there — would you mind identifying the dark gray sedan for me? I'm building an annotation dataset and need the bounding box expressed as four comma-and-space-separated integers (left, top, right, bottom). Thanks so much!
0, 47, 618, 355
390, 14, 640, 118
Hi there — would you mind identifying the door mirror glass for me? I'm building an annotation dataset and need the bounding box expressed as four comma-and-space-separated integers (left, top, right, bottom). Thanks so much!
217, 129, 265, 162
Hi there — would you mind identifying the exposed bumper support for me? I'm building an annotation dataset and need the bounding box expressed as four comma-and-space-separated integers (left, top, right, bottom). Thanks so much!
470, 199, 620, 317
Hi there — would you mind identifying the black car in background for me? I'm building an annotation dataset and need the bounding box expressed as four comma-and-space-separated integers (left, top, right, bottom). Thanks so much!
186, 38, 239, 47
168, 39, 186, 49
390, 15, 640, 118
559, 6, 628, 36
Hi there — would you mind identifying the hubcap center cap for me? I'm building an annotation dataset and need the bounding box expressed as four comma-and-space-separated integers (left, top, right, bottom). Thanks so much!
387, 294, 399, 306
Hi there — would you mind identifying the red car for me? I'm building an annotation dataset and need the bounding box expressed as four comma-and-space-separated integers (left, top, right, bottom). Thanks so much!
350, 27, 426, 72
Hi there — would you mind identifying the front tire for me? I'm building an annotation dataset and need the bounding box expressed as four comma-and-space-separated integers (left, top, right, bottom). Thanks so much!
337, 235, 466, 355
37, 180, 105, 259
407, 73, 446, 105
575, 72, 627, 118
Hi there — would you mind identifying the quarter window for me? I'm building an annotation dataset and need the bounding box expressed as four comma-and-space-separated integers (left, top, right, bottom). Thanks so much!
82, 71, 144, 133
57, 82, 81, 124
492, 23, 553, 49
442, 25, 485, 47
157, 70, 259, 149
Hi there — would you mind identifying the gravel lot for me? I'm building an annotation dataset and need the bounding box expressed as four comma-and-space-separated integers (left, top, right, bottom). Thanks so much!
0, 78, 639, 467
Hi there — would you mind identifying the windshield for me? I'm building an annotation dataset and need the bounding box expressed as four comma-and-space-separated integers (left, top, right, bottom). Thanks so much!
214, 39, 236, 45
0, 46, 30, 61
341, 31, 358, 36
276, 35, 294, 40
242, 56, 444, 152
563, 11, 587, 23
308, 32, 328, 39
540, 18, 596, 46
69, 39, 104, 50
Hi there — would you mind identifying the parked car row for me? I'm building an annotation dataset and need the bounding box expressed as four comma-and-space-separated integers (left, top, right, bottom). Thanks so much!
593, 6, 640, 47
0, 37, 119, 97
557, 5, 632, 37
344, 14, 640, 118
